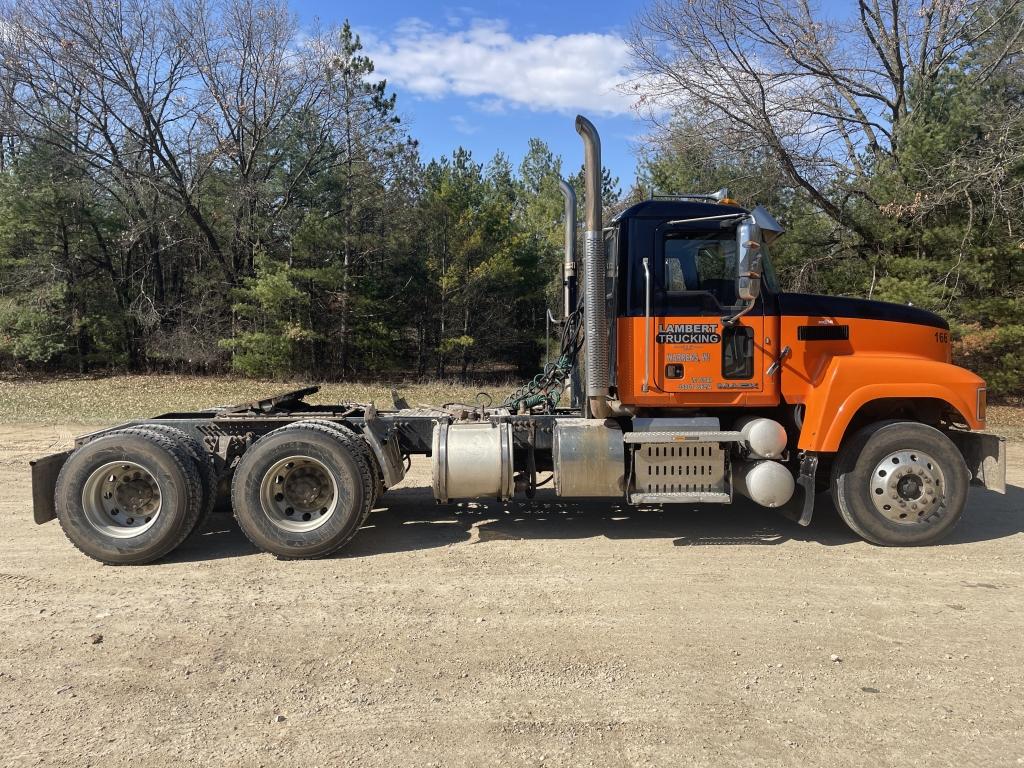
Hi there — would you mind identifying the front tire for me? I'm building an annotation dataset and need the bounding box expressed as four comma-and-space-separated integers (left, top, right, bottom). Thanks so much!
230, 423, 374, 558
831, 421, 969, 546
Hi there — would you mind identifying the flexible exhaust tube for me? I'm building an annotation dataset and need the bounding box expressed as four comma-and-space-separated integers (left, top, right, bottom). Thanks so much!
575, 115, 610, 419
558, 179, 577, 320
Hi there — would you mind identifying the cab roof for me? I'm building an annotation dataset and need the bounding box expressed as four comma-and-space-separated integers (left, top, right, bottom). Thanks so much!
611, 198, 749, 224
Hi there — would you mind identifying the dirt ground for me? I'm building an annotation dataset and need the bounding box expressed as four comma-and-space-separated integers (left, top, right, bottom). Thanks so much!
2, 422, 1022, 767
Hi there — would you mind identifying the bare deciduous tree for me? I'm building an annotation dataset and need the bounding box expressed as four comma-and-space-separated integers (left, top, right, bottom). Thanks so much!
628, 0, 1024, 236
0, 0, 380, 284
0, 0, 221, 285
171, 0, 353, 277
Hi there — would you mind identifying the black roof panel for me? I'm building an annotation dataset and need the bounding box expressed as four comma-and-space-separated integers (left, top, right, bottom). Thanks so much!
612, 198, 749, 223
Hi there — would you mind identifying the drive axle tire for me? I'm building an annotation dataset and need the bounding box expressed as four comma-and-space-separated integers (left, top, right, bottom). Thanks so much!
831, 421, 969, 546
138, 424, 218, 534
230, 422, 374, 559
54, 428, 204, 564
287, 419, 383, 504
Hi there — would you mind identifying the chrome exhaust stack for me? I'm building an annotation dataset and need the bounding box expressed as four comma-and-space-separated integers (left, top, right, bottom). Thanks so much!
575, 115, 611, 419
558, 178, 577, 320
558, 177, 583, 410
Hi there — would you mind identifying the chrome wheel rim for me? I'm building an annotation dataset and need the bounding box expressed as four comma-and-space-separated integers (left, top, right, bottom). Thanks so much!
258, 455, 338, 533
82, 461, 162, 538
870, 450, 945, 524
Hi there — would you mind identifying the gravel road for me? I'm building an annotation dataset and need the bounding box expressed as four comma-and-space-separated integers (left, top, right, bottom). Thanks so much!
2, 423, 1022, 767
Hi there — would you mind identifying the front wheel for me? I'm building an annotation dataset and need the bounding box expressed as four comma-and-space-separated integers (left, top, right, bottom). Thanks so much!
831, 421, 969, 546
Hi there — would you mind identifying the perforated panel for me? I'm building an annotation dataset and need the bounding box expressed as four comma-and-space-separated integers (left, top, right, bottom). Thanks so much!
634, 443, 727, 495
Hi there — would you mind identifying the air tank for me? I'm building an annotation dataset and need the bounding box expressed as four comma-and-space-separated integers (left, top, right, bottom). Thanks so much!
734, 460, 795, 508
735, 416, 788, 460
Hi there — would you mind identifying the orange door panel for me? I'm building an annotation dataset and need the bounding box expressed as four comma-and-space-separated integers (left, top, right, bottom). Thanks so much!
616, 313, 781, 409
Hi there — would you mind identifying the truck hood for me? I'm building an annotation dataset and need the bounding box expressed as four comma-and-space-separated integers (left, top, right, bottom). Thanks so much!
776, 293, 948, 331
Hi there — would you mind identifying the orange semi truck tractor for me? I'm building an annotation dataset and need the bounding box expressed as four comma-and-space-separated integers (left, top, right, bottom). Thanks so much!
30, 116, 1006, 564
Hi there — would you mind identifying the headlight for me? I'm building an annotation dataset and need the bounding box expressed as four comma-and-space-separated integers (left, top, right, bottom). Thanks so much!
977, 387, 987, 424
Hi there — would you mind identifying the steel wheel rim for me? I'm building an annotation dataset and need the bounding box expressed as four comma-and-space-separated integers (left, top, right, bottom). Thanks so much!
870, 450, 946, 524
81, 460, 162, 539
258, 455, 339, 533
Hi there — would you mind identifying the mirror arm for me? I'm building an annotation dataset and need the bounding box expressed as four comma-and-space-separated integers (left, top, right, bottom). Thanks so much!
723, 295, 756, 326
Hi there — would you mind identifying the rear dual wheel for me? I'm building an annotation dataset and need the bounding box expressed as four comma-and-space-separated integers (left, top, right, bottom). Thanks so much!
831, 421, 969, 546
54, 428, 205, 564
230, 422, 376, 559
139, 424, 218, 533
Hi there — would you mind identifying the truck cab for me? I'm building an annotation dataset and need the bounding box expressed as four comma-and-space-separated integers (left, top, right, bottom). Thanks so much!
604, 196, 987, 454
558, 186, 1002, 545
609, 197, 779, 410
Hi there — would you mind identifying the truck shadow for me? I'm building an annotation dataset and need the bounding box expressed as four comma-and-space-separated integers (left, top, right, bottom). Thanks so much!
167, 484, 1024, 562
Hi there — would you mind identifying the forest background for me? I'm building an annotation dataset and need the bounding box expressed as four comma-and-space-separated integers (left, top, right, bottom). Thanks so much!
1, 0, 1021, 396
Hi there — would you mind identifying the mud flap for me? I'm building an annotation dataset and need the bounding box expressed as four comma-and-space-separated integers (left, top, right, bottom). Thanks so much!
30, 450, 72, 524
363, 405, 406, 489
949, 430, 1006, 494
778, 453, 818, 527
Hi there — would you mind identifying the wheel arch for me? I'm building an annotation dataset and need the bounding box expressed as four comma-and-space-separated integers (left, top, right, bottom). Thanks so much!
794, 356, 984, 453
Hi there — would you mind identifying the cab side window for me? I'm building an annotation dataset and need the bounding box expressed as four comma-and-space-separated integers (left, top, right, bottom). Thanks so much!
663, 235, 738, 309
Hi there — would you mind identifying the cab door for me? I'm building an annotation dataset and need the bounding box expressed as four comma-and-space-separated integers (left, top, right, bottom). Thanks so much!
617, 220, 778, 408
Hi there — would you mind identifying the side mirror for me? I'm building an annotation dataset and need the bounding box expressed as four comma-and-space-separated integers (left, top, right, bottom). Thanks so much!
736, 218, 762, 302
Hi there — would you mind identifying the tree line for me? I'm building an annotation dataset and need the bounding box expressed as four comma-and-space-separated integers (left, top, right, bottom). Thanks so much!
1, 0, 1022, 396
0, 0, 612, 382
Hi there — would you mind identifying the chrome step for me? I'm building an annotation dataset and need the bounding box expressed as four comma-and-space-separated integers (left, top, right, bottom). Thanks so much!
629, 491, 732, 504
623, 430, 743, 444
631, 441, 730, 503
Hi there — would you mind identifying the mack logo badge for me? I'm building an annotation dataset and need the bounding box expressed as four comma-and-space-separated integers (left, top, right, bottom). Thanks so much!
656, 323, 721, 344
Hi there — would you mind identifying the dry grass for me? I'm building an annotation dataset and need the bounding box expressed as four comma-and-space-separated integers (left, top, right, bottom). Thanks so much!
2, 375, 1021, 438
0, 375, 500, 425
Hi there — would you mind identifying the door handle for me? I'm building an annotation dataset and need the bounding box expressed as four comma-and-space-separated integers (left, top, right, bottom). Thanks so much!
767, 345, 791, 377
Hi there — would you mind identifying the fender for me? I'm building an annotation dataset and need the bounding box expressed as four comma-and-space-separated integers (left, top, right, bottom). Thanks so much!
795, 355, 985, 453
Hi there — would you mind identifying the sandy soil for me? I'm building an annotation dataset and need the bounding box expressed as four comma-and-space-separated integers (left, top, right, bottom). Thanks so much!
1, 423, 1022, 767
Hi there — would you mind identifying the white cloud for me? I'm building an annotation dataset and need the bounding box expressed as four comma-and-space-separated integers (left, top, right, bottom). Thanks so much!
365, 18, 634, 116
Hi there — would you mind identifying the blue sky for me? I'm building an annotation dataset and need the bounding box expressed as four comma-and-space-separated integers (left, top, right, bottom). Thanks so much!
289, 1, 854, 191
290, 1, 643, 190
